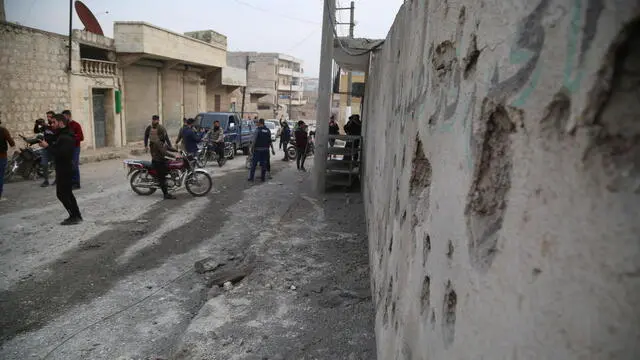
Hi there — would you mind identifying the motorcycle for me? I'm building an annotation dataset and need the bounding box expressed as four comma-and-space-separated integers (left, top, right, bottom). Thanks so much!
5, 134, 53, 182
123, 152, 213, 197
287, 137, 315, 160
196, 140, 234, 167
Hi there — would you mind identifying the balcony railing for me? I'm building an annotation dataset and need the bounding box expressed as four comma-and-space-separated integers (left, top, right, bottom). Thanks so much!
81, 58, 118, 76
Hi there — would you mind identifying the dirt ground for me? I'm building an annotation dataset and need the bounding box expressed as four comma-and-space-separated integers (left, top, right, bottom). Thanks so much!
0, 150, 375, 360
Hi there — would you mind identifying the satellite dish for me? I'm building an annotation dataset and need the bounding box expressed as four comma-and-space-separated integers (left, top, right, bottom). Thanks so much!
75, 0, 104, 35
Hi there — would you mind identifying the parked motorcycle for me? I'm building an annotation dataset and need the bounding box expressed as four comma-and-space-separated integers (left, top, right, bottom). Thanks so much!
286, 137, 315, 160
123, 152, 213, 197
196, 140, 234, 167
4, 134, 53, 182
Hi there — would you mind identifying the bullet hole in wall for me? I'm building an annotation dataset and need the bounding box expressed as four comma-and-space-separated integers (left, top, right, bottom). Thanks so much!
447, 239, 454, 259
442, 280, 457, 348
465, 100, 515, 272
421, 275, 431, 314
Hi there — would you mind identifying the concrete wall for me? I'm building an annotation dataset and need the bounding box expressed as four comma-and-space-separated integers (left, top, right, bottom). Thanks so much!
362, 1, 640, 359
0, 22, 70, 135
114, 22, 226, 68
184, 30, 227, 50
161, 68, 183, 136
123, 65, 158, 142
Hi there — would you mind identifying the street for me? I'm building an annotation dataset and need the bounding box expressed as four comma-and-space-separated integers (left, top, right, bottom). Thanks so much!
0, 148, 375, 360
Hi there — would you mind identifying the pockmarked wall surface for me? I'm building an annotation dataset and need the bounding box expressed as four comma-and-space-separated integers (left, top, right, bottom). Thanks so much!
362, 1, 640, 359
0, 22, 71, 135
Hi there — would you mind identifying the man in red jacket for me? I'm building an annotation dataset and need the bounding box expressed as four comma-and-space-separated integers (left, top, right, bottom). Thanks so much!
62, 110, 84, 189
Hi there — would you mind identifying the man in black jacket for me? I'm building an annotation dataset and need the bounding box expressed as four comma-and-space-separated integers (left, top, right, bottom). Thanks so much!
39, 114, 82, 225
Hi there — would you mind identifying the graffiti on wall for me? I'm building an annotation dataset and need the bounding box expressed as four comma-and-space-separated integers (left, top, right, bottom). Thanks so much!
489, 0, 604, 106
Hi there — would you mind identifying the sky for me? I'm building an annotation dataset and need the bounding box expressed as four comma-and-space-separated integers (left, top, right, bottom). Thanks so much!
5, 0, 403, 77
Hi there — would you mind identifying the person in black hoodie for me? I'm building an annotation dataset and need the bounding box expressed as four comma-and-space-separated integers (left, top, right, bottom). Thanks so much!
39, 114, 82, 225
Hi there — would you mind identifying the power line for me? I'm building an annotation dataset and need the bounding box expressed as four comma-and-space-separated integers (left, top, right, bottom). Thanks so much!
285, 28, 319, 52
232, 0, 320, 25
326, 0, 383, 57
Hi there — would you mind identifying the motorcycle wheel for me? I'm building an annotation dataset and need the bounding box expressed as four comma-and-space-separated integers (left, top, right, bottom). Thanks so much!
228, 145, 235, 159
185, 171, 213, 197
287, 146, 297, 159
130, 170, 157, 196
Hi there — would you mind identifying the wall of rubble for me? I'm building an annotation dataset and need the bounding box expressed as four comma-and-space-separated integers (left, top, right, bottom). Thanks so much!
361, 0, 640, 358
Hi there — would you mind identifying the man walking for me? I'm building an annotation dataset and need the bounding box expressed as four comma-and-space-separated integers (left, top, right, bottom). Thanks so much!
62, 110, 83, 189
248, 119, 275, 182
0, 118, 16, 201
39, 114, 82, 224
146, 115, 176, 199
294, 121, 309, 172
175, 118, 188, 150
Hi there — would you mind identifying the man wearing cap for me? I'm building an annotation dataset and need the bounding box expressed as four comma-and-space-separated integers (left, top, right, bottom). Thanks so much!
145, 115, 176, 199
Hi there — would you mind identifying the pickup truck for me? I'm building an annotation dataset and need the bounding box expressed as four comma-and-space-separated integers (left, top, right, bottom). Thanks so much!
194, 112, 255, 155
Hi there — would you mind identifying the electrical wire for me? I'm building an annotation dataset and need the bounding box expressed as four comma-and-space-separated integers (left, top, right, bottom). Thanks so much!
285, 28, 319, 52
232, 0, 320, 25
325, 0, 384, 57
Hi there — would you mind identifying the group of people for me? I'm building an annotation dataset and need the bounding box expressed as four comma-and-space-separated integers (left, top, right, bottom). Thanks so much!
277, 118, 315, 172
0, 110, 84, 225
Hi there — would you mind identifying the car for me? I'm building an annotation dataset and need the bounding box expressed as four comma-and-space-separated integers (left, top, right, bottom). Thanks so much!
264, 121, 277, 142
194, 112, 255, 155
265, 119, 281, 137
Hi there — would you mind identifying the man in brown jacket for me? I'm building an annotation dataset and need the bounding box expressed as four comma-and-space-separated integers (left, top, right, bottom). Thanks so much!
0, 118, 16, 201
147, 115, 177, 200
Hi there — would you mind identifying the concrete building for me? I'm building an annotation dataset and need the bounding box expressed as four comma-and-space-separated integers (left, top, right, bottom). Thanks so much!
359, 1, 640, 359
0, 20, 245, 148
227, 52, 306, 120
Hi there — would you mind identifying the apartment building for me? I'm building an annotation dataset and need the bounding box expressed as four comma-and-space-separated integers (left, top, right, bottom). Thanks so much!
227, 52, 306, 119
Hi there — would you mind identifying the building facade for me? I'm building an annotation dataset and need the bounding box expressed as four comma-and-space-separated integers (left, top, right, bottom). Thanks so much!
227, 52, 306, 120
0, 21, 245, 148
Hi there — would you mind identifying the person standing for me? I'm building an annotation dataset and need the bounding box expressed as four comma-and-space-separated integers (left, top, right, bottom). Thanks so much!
40, 117, 58, 187
211, 120, 225, 166
294, 121, 309, 172
39, 114, 82, 224
0, 118, 16, 201
175, 118, 188, 150
279, 121, 291, 156
329, 115, 339, 147
144, 115, 173, 152
62, 110, 84, 190
248, 119, 275, 182
146, 115, 176, 200
181, 118, 201, 157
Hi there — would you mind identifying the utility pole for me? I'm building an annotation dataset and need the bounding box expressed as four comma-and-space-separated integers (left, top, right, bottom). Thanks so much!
240, 55, 249, 119
288, 79, 293, 120
68, 0, 73, 72
347, 1, 354, 107
312, 0, 335, 194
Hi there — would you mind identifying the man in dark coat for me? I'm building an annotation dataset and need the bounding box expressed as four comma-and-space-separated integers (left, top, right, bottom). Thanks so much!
39, 114, 82, 225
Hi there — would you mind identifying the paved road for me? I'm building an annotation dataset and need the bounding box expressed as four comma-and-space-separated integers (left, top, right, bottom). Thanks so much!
0, 149, 292, 359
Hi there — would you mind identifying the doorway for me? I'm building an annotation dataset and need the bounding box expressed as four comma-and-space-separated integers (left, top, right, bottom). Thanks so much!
92, 89, 107, 148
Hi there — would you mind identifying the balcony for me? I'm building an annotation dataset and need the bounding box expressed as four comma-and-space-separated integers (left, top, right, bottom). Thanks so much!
278, 83, 303, 92
80, 58, 117, 76
278, 67, 293, 76
114, 22, 226, 68
278, 96, 307, 106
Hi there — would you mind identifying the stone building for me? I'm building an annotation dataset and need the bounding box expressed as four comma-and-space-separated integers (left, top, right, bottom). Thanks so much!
0, 20, 245, 148
227, 52, 306, 120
